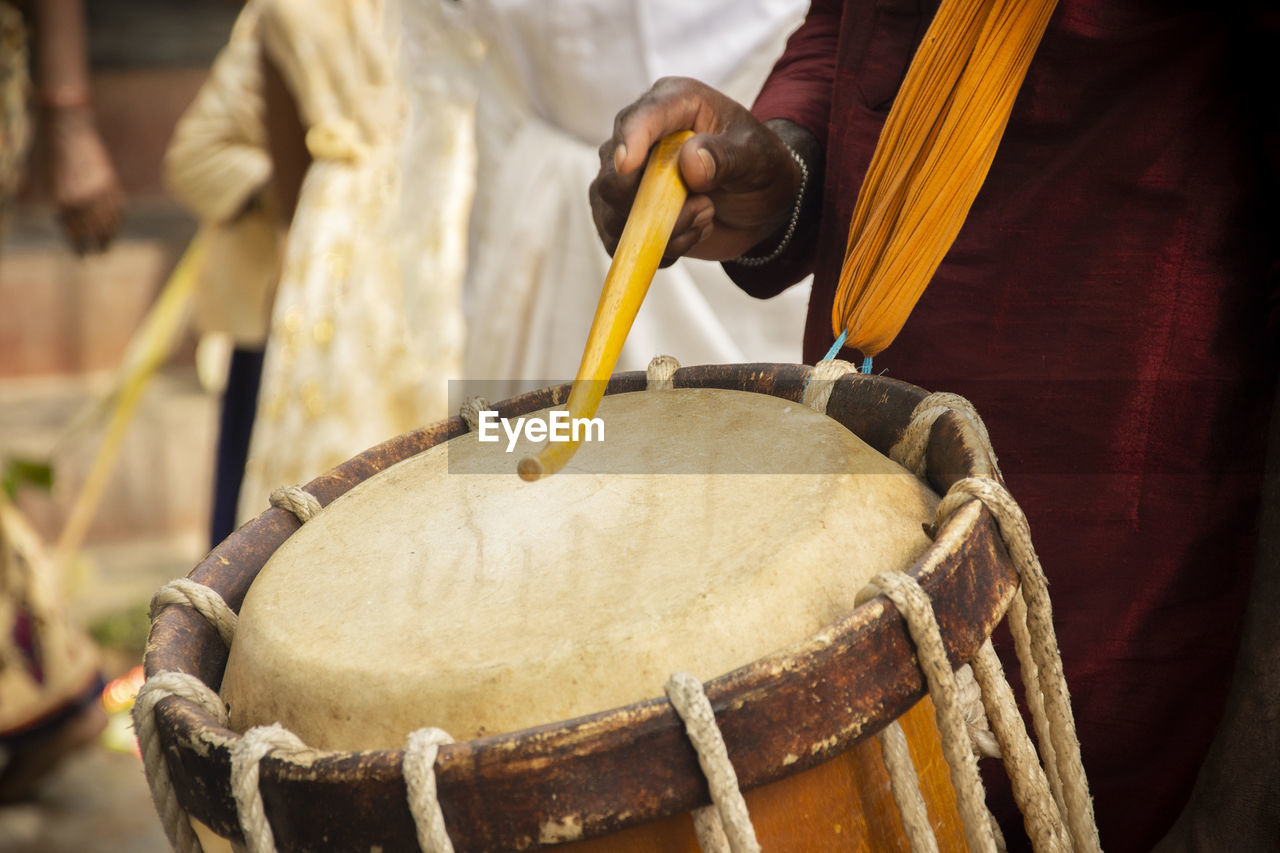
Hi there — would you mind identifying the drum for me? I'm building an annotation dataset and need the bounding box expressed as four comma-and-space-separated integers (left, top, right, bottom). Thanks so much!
143, 363, 1019, 851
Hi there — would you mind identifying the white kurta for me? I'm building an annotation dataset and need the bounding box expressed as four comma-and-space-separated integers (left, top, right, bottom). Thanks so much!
458, 0, 812, 397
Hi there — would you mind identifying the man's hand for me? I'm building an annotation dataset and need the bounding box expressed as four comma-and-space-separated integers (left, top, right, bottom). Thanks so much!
590, 77, 805, 265
30, 0, 124, 255
45, 106, 124, 256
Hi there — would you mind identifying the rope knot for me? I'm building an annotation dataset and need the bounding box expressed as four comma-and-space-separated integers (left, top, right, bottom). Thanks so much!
459, 396, 493, 432
956, 663, 1001, 760
269, 485, 323, 523
646, 355, 681, 391
150, 579, 238, 647
802, 359, 858, 413
856, 570, 997, 853
936, 477, 1037, 573
889, 392, 998, 478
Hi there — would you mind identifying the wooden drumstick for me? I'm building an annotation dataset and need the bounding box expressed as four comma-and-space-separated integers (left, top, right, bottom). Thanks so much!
518, 130, 692, 481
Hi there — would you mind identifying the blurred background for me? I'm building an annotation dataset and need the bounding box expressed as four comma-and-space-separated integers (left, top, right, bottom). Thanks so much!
1, 1, 238, 849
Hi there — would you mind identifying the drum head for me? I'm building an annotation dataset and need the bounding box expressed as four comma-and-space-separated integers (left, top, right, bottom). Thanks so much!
222, 388, 939, 748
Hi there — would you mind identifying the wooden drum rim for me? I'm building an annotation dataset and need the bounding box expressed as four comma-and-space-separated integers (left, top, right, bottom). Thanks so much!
145, 363, 1020, 851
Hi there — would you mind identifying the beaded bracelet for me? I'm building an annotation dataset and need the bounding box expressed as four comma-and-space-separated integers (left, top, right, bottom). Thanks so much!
731, 143, 809, 268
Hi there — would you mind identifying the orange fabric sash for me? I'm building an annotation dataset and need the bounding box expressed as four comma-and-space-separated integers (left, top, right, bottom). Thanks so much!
831, 0, 1058, 357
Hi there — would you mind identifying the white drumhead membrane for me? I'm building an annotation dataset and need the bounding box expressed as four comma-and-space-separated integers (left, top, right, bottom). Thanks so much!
222, 389, 939, 749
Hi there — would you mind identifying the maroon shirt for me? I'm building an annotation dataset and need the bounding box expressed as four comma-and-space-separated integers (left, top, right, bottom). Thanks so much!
730, 2, 1278, 850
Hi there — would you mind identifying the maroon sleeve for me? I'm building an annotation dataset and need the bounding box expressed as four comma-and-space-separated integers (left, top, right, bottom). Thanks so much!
751, 0, 843, 150
725, 0, 843, 300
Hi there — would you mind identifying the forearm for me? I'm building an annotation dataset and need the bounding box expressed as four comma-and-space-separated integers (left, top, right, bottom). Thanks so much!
31, 0, 92, 107
164, 10, 273, 224
165, 126, 272, 224
30, 0, 122, 253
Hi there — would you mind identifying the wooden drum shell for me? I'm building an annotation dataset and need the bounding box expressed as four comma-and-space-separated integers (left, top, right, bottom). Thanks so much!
145, 363, 1018, 851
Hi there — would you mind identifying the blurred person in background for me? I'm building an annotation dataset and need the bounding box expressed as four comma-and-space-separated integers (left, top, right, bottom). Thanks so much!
163, 2, 284, 547
168, 0, 477, 543
1, 0, 122, 252
0, 0, 123, 800
177, 0, 812, 546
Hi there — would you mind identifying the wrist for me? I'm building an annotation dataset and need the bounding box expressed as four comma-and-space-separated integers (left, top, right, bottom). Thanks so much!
730, 119, 823, 269
731, 143, 808, 267
41, 100, 100, 140
38, 87, 93, 112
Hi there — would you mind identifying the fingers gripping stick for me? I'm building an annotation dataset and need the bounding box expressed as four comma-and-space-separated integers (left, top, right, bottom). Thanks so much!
518, 131, 693, 481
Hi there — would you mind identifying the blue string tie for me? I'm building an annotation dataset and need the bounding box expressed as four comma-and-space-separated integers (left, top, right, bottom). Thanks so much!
820, 330, 874, 374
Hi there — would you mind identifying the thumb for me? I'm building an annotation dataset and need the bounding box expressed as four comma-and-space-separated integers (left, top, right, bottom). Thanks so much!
678, 132, 752, 195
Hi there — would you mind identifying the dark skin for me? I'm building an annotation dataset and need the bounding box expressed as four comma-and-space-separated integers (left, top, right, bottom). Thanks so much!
591, 75, 1280, 852
260, 47, 309, 227
590, 78, 818, 266
29, 0, 123, 255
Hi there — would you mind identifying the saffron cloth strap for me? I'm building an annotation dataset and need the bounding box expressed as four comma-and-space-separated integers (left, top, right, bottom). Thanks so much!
831, 0, 1059, 358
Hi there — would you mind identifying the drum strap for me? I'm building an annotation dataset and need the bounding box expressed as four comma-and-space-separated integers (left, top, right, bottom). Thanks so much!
875, 719, 942, 853
807, 364, 1090, 850
830, 0, 1058, 359
938, 477, 1100, 851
